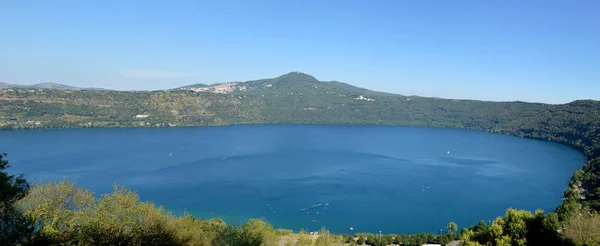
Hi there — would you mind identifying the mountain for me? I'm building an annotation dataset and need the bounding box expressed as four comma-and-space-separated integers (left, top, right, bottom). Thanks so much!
0, 82, 102, 90
176, 72, 393, 98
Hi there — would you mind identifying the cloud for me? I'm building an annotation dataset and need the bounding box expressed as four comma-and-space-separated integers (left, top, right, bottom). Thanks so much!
120, 70, 193, 79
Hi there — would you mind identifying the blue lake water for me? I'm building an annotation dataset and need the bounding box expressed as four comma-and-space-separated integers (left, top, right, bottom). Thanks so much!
0, 125, 586, 234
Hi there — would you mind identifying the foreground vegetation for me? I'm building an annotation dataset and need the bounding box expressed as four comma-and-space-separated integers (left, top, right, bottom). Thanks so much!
1, 72, 600, 245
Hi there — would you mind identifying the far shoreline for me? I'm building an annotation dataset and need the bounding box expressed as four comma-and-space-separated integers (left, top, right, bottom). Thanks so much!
0, 121, 587, 155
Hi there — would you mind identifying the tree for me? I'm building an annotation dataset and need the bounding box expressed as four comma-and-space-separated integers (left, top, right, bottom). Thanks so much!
366, 234, 375, 245
241, 218, 277, 246
347, 236, 359, 246
459, 229, 475, 244
447, 221, 458, 234
345, 235, 356, 244
0, 153, 29, 203
18, 181, 181, 245
474, 220, 488, 233
17, 180, 95, 243
181, 218, 240, 246
357, 235, 365, 245
372, 236, 389, 246
384, 234, 394, 244
426, 232, 435, 243
0, 153, 35, 245
415, 233, 426, 245
523, 210, 575, 246
436, 233, 450, 245
502, 209, 532, 245
394, 234, 410, 245
556, 200, 579, 224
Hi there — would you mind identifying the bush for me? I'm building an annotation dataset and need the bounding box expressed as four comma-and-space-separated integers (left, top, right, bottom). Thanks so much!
297, 230, 313, 246
356, 235, 365, 245
18, 181, 180, 245
241, 218, 277, 246
563, 211, 600, 246
16, 180, 294, 246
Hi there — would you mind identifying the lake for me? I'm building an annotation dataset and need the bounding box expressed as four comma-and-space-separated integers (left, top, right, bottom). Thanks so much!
0, 125, 586, 234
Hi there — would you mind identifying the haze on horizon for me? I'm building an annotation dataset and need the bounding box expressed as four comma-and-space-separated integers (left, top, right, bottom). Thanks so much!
1, 0, 599, 104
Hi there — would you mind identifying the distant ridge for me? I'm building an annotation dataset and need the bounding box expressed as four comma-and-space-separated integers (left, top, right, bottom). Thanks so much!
0, 82, 103, 91
177, 83, 210, 89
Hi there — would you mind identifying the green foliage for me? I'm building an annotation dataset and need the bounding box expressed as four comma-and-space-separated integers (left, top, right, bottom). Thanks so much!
356, 235, 365, 245
345, 235, 355, 244
0, 153, 29, 203
525, 211, 570, 245
296, 230, 314, 246
369, 237, 388, 246
383, 234, 394, 244
563, 210, 600, 246
0, 154, 35, 245
557, 200, 580, 223
426, 232, 436, 243
503, 209, 530, 245
414, 233, 426, 245
447, 221, 458, 233
366, 231, 461, 246
18, 181, 180, 245
15, 181, 287, 246
314, 228, 341, 246
348, 237, 359, 246
171, 214, 220, 246
437, 233, 451, 245
0, 202, 35, 245
366, 234, 375, 245
241, 218, 277, 246
462, 208, 576, 246
0, 154, 594, 246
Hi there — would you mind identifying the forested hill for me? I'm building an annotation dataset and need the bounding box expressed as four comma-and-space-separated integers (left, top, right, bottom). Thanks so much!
1, 72, 600, 214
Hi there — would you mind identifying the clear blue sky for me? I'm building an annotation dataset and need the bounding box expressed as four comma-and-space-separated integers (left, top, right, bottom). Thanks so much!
1, 0, 598, 103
